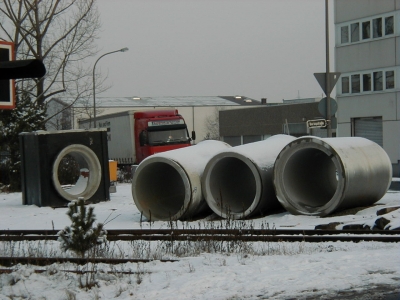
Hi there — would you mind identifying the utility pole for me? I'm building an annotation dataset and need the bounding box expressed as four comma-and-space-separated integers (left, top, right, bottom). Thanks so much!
325, 0, 332, 137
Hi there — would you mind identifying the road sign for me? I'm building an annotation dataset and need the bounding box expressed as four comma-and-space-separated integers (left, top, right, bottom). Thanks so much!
307, 119, 327, 129
314, 72, 341, 95
318, 97, 337, 118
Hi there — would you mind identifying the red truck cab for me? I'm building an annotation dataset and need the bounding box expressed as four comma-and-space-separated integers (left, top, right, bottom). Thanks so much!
134, 110, 194, 163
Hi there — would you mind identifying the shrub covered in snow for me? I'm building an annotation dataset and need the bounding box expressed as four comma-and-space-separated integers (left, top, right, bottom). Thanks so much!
58, 198, 107, 257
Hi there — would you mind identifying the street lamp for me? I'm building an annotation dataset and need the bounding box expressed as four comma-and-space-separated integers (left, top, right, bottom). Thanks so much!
92, 47, 129, 128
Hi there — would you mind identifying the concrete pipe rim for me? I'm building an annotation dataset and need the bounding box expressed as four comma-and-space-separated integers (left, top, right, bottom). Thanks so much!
202, 152, 262, 219
274, 137, 346, 216
132, 157, 192, 221
52, 144, 102, 201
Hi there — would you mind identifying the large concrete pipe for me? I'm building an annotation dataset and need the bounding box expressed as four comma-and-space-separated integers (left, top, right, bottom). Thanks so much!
132, 140, 231, 221
202, 135, 296, 219
273, 136, 392, 216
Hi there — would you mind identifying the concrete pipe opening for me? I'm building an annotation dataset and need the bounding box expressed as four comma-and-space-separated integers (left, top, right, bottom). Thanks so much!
274, 137, 392, 216
203, 135, 296, 219
281, 147, 339, 209
132, 158, 190, 221
52, 144, 102, 201
132, 140, 232, 221
204, 154, 260, 219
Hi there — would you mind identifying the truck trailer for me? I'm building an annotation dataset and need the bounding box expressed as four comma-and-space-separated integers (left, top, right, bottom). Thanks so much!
78, 109, 195, 166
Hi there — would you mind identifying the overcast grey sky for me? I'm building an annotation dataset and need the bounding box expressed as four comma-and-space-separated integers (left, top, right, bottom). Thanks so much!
94, 0, 335, 103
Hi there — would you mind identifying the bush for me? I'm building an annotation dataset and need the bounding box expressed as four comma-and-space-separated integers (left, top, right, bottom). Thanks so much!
58, 198, 107, 258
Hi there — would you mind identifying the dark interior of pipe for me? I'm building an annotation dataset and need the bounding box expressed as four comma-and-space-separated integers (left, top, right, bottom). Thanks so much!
282, 148, 338, 208
134, 162, 186, 219
208, 157, 256, 214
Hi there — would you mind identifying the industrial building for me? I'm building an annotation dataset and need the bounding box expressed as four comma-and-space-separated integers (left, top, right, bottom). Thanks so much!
335, 0, 400, 176
219, 99, 329, 146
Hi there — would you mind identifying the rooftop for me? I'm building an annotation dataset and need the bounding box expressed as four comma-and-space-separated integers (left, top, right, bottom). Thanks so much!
67, 96, 262, 107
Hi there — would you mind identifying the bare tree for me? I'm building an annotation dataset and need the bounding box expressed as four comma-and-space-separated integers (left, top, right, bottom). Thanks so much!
45, 98, 72, 130
203, 107, 221, 140
73, 96, 104, 128
0, 0, 102, 108
0, 0, 106, 191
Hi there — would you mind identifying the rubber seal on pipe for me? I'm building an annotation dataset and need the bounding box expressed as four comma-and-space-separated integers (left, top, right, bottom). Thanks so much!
52, 144, 102, 201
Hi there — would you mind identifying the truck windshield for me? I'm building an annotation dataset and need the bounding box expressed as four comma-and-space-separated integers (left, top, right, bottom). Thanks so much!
148, 128, 189, 145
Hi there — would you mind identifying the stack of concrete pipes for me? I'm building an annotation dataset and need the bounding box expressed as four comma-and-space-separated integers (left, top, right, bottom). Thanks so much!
132, 135, 392, 221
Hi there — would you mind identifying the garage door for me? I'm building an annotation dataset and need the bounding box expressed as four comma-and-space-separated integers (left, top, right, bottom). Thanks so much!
353, 117, 383, 147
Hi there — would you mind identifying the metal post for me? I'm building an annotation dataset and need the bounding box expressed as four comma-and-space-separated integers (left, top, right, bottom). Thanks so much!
325, 0, 332, 137
92, 47, 129, 128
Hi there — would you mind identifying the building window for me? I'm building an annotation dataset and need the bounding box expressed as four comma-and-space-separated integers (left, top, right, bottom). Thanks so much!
338, 14, 394, 45
351, 74, 360, 93
243, 135, 261, 144
262, 134, 271, 140
223, 136, 241, 146
340, 68, 396, 95
373, 71, 383, 91
363, 74, 371, 91
385, 16, 394, 35
386, 71, 394, 89
341, 26, 349, 43
342, 76, 350, 93
373, 17, 382, 38
351, 23, 359, 42
362, 21, 370, 39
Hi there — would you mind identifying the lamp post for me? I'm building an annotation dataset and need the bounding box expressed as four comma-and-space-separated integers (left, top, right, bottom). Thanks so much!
92, 47, 129, 128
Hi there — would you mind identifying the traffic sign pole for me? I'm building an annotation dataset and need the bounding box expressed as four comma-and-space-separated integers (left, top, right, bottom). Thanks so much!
325, 0, 332, 137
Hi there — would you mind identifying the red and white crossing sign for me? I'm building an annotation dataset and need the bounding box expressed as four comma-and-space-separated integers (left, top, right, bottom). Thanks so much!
0, 40, 16, 109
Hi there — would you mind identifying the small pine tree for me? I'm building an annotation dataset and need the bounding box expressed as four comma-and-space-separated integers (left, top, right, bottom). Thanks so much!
58, 198, 107, 258
0, 93, 47, 191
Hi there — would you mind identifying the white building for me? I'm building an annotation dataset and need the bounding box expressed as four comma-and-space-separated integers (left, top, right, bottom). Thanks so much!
335, 0, 400, 176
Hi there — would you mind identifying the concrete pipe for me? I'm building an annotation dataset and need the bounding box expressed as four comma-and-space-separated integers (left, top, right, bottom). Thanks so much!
132, 140, 231, 221
273, 136, 392, 216
52, 144, 102, 201
202, 135, 296, 219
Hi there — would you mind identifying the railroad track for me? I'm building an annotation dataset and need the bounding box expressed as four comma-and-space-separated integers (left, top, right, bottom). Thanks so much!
0, 256, 177, 267
1, 229, 400, 243
1, 229, 399, 267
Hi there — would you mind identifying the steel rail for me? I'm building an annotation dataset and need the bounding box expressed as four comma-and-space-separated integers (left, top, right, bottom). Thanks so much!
0, 229, 399, 243
1, 228, 400, 236
0, 256, 177, 267
0, 268, 150, 275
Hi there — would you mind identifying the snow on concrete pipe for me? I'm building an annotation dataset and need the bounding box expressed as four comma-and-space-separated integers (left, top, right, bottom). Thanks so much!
273, 136, 392, 217
132, 140, 231, 221
201, 135, 296, 219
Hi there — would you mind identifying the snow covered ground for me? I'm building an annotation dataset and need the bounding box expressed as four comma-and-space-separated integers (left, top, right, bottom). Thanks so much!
1, 182, 399, 299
